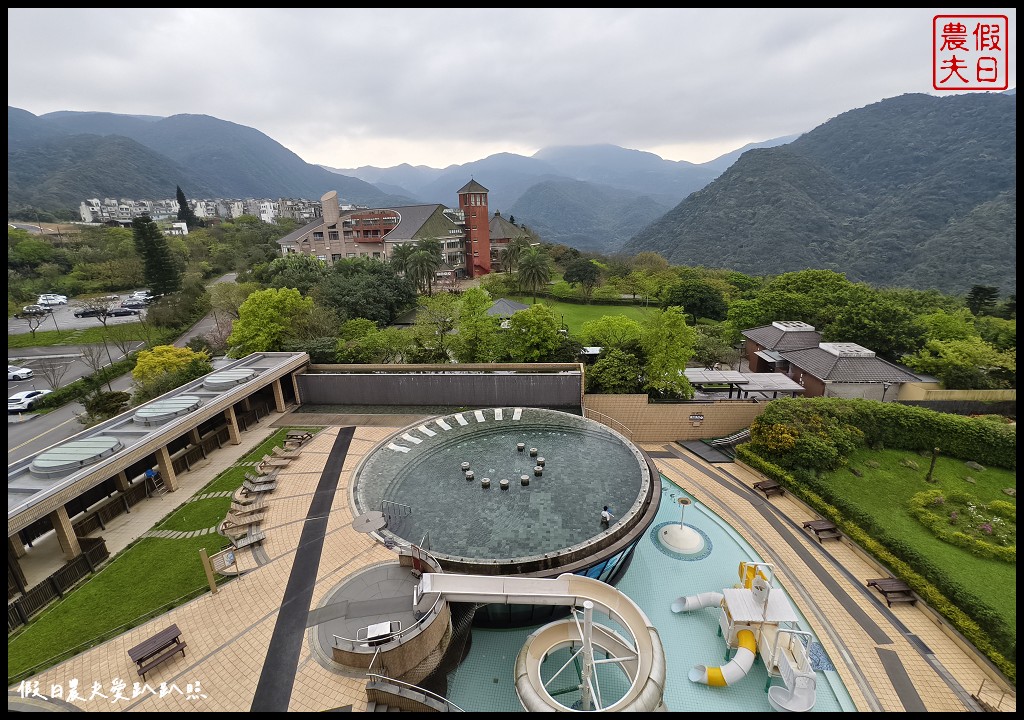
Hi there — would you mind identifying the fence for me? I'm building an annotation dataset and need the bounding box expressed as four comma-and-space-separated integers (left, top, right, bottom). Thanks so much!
9, 537, 109, 633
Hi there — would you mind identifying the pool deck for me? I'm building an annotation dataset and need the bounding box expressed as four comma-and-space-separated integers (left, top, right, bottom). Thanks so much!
7, 421, 1016, 713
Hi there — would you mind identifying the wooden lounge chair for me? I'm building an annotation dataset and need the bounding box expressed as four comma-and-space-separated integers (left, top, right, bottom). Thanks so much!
273, 446, 302, 459
222, 513, 265, 538
222, 519, 262, 540
233, 529, 266, 550
242, 478, 276, 495
230, 500, 267, 516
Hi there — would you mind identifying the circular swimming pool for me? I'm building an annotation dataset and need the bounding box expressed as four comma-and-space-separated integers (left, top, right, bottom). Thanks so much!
352, 407, 658, 577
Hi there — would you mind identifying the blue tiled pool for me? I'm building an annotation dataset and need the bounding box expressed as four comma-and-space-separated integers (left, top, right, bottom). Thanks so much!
444, 476, 857, 712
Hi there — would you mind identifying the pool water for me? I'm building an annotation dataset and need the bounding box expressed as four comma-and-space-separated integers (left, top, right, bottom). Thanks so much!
354, 408, 648, 560
443, 476, 857, 712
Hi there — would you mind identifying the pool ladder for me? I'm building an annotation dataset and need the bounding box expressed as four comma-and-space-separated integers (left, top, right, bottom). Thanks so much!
381, 500, 412, 519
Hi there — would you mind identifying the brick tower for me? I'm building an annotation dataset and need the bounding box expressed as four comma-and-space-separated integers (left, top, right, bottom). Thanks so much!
457, 179, 491, 278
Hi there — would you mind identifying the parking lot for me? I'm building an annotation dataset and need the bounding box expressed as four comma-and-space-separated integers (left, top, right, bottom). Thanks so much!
10, 297, 147, 335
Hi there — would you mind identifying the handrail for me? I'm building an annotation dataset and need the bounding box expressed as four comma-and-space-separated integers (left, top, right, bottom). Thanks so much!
365, 671, 465, 712
331, 546, 445, 651
582, 407, 635, 440
769, 628, 815, 675
381, 499, 412, 517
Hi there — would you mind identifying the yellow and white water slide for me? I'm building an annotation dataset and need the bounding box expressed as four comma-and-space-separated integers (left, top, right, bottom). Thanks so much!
416, 573, 667, 712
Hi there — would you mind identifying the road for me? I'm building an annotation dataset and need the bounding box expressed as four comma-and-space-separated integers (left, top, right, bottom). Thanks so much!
8, 273, 238, 464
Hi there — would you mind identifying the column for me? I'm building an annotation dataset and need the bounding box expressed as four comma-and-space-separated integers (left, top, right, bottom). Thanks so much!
114, 470, 131, 493
156, 445, 178, 492
273, 378, 286, 413
224, 406, 241, 445
8, 534, 26, 559
290, 372, 303, 405
49, 507, 82, 560
189, 427, 206, 458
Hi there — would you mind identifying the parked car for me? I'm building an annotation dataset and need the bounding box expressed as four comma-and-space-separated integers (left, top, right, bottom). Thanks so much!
121, 298, 149, 309
107, 306, 141, 317
37, 294, 68, 306
8, 389, 52, 412
8, 365, 34, 381
21, 304, 52, 316
73, 307, 105, 318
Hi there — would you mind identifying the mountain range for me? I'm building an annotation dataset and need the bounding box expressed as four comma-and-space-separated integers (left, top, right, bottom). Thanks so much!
622, 92, 1016, 295
7, 105, 794, 254
7, 90, 1016, 295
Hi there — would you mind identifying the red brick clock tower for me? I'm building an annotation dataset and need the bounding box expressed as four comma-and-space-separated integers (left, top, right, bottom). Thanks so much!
457, 179, 491, 278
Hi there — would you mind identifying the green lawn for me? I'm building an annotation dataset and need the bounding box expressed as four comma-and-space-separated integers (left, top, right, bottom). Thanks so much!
7, 533, 231, 683
500, 296, 654, 333
8, 324, 172, 349
6, 427, 313, 684
818, 448, 1016, 625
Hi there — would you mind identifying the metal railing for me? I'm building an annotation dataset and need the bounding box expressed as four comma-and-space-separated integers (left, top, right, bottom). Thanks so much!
381, 500, 412, 518
582, 407, 635, 440
365, 670, 465, 712
331, 546, 445, 652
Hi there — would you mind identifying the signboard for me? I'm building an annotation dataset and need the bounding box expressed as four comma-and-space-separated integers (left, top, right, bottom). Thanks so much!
210, 548, 237, 573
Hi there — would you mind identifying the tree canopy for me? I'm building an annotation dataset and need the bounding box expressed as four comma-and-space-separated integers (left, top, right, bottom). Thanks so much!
227, 287, 314, 357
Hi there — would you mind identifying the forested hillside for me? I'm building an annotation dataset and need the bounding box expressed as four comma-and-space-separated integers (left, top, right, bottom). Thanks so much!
622, 93, 1016, 295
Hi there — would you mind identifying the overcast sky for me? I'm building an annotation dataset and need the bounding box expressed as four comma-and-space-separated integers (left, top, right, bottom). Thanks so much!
8, 8, 1017, 169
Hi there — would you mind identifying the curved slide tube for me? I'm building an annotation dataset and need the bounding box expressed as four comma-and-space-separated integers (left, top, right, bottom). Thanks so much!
671, 591, 723, 614
688, 629, 757, 686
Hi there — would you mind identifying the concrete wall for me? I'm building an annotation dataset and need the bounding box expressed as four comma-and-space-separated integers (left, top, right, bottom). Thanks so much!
583, 395, 767, 443
897, 386, 1016, 402
301, 364, 583, 408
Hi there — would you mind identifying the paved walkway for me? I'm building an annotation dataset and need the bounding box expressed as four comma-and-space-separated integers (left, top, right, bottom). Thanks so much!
7, 423, 1016, 713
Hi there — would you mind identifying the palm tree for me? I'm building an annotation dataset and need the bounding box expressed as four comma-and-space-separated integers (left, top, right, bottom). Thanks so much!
517, 247, 551, 304
388, 243, 416, 277
407, 249, 441, 296
500, 235, 530, 274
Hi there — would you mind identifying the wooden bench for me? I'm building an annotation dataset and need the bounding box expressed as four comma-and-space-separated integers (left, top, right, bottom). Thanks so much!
753, 479, 784, 499
138, 641, 188, 680
867, 577, 917, 607
802, 519, 842, 543
128, 624, 187, 679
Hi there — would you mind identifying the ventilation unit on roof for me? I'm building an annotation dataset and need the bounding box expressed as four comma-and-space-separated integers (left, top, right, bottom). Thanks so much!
771, 321, 815, 332
819, 343, 875, 358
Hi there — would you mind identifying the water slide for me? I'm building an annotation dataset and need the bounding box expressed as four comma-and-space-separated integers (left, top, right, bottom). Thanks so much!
671, 591, 723, 613
767, 648, 817, 712
416, 573, 666, 712
688, 628, 757, 686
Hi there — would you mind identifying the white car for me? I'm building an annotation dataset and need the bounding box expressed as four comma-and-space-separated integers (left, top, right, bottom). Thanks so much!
8, 365, 34, 381
8, 389, 52, 412
37, 294, 68, 306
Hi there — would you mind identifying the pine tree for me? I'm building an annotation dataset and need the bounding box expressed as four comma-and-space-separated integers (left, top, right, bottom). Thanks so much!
132, 215, 182, 296
175, 185, 204, 228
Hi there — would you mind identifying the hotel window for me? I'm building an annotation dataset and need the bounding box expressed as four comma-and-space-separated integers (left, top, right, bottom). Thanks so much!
328, 231, 339, 241
313, 232, 324, 240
